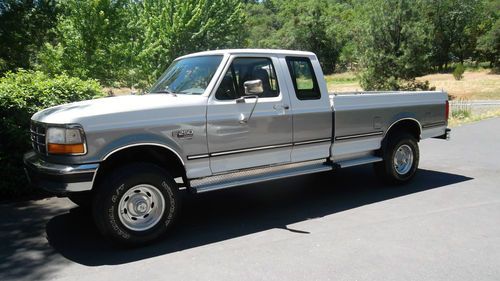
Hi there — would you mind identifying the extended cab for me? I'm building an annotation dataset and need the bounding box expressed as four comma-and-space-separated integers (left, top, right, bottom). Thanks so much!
24, 49, 450, 245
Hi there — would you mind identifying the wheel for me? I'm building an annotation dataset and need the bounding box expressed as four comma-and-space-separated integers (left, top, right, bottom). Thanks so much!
92, 162, 180, 246
374, 133, 419, 184
67, 192, 92, 209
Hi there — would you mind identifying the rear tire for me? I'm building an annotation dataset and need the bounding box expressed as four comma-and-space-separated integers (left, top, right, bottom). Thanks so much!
374, 133, 419, 184
92, 162, 180, 246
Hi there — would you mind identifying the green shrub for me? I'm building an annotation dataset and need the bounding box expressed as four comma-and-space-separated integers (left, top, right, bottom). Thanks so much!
360, 73, 435, 91
0, 70, 104, 200
398, 79, 436, 91
451, 109, 472, 119
453, 64, 465, 80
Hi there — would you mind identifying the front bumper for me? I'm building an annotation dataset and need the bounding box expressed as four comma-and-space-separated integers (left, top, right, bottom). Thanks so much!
23, 151, 99, 195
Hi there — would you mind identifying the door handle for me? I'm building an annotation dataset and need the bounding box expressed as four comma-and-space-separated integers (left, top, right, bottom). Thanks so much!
273, 104, 290, 110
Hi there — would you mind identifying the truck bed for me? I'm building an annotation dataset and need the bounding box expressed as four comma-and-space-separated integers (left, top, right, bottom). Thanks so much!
329, 91, 448, 161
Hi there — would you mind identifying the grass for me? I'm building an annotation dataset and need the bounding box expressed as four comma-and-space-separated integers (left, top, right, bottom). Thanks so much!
448, 108, 500, 127
324, 72, 362, 92
447, 98, 500, 127
325, 69, 500, 100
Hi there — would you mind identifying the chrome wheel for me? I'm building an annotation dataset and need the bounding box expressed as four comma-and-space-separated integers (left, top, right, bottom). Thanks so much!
118, 184, 165, 231
393, 144, 414, 175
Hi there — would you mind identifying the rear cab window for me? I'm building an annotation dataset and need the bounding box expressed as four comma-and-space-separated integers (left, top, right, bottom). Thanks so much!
285, 57, 320, 100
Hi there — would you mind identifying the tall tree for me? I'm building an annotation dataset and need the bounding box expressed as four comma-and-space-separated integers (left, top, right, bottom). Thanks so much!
425, 0, 485, 70
353, 0, 432, 90
35, 0, 131, 84
0, 0, 57, 74
476, 0, 499, 69
244, 0, 347, 73
130, 0, 246, 86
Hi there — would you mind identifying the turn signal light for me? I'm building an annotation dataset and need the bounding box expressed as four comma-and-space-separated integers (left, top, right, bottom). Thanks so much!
47, 143, 85, 154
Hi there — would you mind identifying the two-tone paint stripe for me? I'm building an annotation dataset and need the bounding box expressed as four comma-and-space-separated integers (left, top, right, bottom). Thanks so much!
187, 138, 331, 160
334, 131, 383, 141
422, 121, 446, 128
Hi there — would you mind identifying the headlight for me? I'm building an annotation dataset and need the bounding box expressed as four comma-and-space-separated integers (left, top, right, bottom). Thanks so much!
46, 126, 86, 155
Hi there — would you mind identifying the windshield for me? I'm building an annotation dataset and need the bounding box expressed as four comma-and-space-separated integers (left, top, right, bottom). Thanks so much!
149, 55, 223, 95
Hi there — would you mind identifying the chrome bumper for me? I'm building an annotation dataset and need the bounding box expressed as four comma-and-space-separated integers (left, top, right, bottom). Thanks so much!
23, 151, 99, 194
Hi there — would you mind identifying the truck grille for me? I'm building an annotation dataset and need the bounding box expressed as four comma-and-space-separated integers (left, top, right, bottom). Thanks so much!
30, 121, 47, 155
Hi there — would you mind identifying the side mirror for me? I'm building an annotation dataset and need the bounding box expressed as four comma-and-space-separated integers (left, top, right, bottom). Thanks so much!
243, 79, 263, 96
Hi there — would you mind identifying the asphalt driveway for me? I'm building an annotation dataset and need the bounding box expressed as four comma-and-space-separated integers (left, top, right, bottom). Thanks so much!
1, 118, 499, 281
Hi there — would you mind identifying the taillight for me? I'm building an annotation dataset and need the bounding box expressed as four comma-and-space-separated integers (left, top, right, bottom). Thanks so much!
445, 100, 449, 121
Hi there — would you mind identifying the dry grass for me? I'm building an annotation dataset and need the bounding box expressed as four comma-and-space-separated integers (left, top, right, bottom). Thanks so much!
418, 70, 500, 100
326, 70, 500, 100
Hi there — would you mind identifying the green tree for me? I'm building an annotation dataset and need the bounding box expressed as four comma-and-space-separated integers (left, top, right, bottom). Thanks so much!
354, 0, 432, 90
477, 19, 500, 69
34, 0, 131, 84
476, 0, 499, 69
0, 0, 57, 74
130, 0, 246, 86
425, 0, 486, 70
244, 0, 348, 73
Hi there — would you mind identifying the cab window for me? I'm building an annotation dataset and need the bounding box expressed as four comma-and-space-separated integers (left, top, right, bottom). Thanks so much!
215, 57, 279, 100
286, 57, 320, 100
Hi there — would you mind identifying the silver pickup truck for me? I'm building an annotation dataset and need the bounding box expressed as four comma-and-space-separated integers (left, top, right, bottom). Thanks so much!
24, 49, 450, 245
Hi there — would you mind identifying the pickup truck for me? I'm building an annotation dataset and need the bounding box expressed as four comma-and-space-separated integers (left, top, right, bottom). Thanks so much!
24, 49, 450, 245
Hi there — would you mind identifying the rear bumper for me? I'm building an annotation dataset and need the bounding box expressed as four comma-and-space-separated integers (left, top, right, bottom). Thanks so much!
23, 151, 99, 195
433, 128, 451, 140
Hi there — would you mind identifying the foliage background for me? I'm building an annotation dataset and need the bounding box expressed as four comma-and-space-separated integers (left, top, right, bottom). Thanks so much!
0, 70, 104, 199
0, 0, 498, 199
2, 0, 498, 89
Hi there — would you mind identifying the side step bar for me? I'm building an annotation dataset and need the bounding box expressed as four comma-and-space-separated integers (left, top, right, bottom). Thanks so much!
190, 160, 332, 193
189, 156, 383, 194
335, 156, 382, 168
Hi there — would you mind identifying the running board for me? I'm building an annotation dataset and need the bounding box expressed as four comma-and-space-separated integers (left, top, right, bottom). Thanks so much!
190, 160, 333, 193
335, 156, 382, 168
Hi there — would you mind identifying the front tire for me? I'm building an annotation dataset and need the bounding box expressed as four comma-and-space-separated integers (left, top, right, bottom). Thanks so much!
92, 163, 180, 246
374, 133, 419, 184
67, 192, 92, 209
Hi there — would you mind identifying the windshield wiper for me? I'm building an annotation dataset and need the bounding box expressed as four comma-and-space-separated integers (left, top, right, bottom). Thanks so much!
151, 89, 177, 96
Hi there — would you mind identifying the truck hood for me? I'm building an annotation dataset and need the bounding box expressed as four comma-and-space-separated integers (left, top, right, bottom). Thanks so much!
32, 94, 207, 129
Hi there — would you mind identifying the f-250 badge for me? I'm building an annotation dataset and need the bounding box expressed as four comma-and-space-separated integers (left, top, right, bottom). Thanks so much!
172, 129, 194, 139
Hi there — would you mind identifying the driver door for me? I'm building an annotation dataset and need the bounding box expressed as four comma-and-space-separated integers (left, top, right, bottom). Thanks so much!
206, 56, 293, 174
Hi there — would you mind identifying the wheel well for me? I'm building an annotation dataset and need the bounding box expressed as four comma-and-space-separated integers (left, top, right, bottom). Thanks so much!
93, 145, 185, 189
381, 119, 421, 151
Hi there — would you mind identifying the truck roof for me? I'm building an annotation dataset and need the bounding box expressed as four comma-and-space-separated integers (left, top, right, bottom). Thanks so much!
177, 49, 316, 59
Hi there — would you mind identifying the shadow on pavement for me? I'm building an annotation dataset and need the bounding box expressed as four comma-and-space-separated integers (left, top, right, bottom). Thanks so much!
43, 166, 472, 266
0, 199, 68, 281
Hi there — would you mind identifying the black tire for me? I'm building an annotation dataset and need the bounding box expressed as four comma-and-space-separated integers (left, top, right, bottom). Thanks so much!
67, 192, 92, 209
374, 133, 419, 184
92, 162, 180, 246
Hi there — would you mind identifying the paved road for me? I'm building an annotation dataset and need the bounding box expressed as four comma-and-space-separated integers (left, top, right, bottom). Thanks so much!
1, 118, 500, 281
450, 100, 500, 114
451, 100, 500, 107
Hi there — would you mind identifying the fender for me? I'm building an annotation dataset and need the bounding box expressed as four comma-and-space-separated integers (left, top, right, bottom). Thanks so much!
102, 142, 185, 165
384, 117, 422, 139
